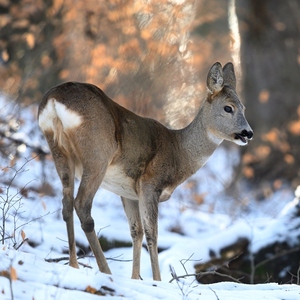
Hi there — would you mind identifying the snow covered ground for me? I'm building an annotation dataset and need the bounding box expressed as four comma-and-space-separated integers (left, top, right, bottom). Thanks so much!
1, 96, 300, 299
1, 246, 300, 300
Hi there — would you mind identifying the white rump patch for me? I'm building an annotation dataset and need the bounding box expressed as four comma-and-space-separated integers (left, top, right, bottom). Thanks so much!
38, 98, 56, 131
54, 101, 82, 130
39, 98, 82, 132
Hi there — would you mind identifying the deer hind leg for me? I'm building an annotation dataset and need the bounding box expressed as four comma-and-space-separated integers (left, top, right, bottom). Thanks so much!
121, 197, 144, 279
139, 184, 161, 281
44, 131, 78, 268
74, 161, 111, 274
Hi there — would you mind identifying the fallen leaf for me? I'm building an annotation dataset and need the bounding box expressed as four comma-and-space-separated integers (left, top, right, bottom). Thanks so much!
21, 230, 26, 241
10, 267, 17, 281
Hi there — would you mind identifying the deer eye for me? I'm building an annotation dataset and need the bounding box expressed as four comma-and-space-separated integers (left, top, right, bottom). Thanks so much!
224, 106, 233, 113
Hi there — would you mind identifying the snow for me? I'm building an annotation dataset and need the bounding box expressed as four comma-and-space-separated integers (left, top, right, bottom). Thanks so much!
1, 95, 300, 299
1, 246, 300, 300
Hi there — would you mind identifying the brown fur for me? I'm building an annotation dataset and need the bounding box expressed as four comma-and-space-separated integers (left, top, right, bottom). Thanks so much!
38, 62, 253, 281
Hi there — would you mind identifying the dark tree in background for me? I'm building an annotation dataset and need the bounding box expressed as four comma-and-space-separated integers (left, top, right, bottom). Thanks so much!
235, 0, 300, 192
0, 0, 64, 104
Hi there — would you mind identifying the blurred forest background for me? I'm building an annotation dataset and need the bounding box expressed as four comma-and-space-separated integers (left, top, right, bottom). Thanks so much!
0, 0, 300, 199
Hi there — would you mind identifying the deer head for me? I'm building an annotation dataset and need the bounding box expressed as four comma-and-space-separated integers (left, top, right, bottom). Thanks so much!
205, 62, 253, 146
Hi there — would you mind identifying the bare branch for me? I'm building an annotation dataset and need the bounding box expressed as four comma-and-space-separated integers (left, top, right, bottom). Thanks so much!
169, 270, 242, 284
45, 254, 132, 264
15, 238, 28, 250
0, 157, 50, 246
208, 287, 220, 300
0, 130, 49, 156
254, 246, 300, 270
179, 253, 201, 275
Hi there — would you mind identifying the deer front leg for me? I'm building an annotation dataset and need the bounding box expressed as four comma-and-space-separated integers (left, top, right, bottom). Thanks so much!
121, 197, 144, 279
139, 184, 161, 281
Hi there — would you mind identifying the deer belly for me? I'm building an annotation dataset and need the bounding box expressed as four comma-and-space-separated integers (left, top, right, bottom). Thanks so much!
101, 165, 139, 200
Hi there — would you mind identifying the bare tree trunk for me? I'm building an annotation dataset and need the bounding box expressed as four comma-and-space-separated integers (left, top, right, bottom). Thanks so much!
235, 0, 300, 189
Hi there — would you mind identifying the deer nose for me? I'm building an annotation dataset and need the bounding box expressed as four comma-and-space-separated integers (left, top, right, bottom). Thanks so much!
241, 129, 253, 140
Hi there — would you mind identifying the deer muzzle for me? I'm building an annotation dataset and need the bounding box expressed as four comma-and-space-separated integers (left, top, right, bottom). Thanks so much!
234, 129, 253, 144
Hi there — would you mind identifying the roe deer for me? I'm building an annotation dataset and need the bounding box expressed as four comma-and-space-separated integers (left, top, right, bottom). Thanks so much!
38, 62, 253, 281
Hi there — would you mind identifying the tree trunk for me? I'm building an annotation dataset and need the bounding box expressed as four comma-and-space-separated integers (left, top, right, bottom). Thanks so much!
235, 0, 300, 190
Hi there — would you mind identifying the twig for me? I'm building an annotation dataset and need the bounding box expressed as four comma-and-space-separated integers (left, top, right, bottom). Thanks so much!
45, 254, 132, 264
0, 130, 49, 155
170, 265, 178, 281
179, 253, 203, 275
249, 251, 255, 284
169, 265, 193, 298
248, 246, 300, 283
254, 246, 300, 270
77, 262, 92, 269
45, 256, 71, 263
14, 211, 51, 232
1, 160, 31, 245
169, 270, 242, 283
208, 287, 220, 300
9, 268, 14, 300
15, 238, 28, 250
0, 157, 53, 246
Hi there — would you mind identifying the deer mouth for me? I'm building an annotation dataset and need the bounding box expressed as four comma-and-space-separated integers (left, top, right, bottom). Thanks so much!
234, 133, 247, 144
234, 129, 253, 145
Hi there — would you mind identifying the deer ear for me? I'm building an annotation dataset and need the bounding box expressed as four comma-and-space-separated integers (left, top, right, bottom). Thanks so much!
207, 62, 224, 94
222, 62, 236, 90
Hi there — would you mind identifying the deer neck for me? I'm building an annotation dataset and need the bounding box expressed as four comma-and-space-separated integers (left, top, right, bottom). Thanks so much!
175, 100, 223, 173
